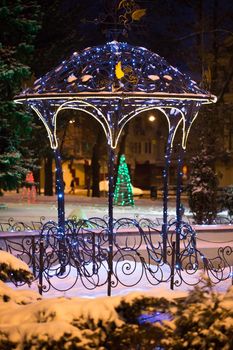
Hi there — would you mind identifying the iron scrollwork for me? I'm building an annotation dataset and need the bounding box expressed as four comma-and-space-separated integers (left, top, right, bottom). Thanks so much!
0, 217, 232, 295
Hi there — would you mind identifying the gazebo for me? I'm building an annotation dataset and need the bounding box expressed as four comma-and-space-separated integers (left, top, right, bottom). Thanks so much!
14, 41, 217, 294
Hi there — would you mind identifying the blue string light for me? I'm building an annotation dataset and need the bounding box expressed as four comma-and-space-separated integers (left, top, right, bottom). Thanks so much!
18, 41, 215, 97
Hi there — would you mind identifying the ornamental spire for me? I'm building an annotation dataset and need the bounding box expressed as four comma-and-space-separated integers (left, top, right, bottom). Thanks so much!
92, 0, 147, 41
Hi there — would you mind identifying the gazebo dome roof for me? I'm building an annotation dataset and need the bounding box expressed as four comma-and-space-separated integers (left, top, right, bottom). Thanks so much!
18, 41, 215, 100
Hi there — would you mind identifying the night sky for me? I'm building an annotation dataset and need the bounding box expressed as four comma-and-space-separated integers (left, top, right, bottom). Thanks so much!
34, 0, 233, 90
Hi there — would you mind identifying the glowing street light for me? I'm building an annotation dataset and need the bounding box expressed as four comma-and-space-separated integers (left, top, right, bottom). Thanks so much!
148, 115, 156, 122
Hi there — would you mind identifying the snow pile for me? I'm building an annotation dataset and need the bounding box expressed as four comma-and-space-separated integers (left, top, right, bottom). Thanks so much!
0, 250, 31, 272
68, 206, 88, 220
0, 250, 33, 285
0, 281, 41, 304
0, 322, 86, 348
0, 283, 126, 349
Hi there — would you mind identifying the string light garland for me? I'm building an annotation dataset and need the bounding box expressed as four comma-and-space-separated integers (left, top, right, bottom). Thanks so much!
15, 41, 216, 98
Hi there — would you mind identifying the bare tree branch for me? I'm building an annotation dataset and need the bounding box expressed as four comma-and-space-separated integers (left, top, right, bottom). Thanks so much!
218, 55, 233, 102
175, 29, 233, 42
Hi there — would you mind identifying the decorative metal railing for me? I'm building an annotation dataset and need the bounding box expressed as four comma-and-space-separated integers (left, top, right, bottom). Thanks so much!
0, 218, 232, 296
0, 216, 46, 232
1, 214, 233, 232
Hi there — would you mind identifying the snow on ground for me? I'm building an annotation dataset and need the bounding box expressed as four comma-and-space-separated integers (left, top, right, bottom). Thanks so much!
1, 266, 232, 347
0, 192, 184, 223
0, 191, 230, 226
8, 259, 232, 300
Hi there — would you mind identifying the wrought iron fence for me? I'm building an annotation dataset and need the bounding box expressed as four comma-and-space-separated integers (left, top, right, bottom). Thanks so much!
0, 216, 46, 232
1, 214, 233, 233
0, 218, 232, 296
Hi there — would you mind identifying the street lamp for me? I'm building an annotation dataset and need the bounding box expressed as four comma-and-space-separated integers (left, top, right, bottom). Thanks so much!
148, 115, 156, 122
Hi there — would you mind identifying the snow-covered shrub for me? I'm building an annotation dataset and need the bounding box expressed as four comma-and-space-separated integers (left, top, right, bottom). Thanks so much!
0, 250, 33, 285
0, 286, 172, 350
160, 279, 233, 349
109, 296, 174, 349
0, 291, 123, 349
0, 322, 92, 350
187, 148, 219, 224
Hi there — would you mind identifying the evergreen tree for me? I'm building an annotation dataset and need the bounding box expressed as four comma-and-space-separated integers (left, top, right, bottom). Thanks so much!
0, 0, 40, 194
187, 145, 219, 224
114, 154, 134, 206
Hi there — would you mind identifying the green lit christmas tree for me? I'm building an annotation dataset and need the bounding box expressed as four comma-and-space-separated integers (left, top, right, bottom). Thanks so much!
114, 155, 134, 206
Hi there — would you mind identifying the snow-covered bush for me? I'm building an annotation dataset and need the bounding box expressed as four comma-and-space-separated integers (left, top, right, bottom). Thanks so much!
160, 279, 233, 349
0, 284, 172, 350
0, 250, 33, 285
0, 292, 121, 349
187, 147, 219, 224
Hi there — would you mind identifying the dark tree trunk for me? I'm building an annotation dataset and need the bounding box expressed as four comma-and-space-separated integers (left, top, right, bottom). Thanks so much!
34, 164, 41, 195
91, 129, 105, 197
84, 162, 91, 197
117, 123, 129, 161
91, 143, 100, 197
44, 155, 53, 196
59, 119, 69, 154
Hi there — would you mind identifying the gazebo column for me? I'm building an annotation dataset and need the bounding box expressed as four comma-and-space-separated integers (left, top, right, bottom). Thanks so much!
29, 101, 65, 232
53, 147, 66, 274
161, 108, 183, 263
162, 133, 173, 263
175, 144, 185, 267
42, 103, 65, 232
107, 144, 115, 296
175, 102, 201, 267
54, 148, 65, 231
